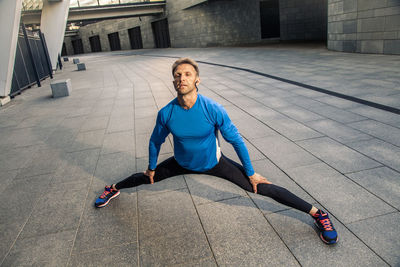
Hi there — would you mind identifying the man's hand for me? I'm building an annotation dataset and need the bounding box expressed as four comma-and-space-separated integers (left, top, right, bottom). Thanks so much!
249, 173, 271, 194
144, 169, 155, 184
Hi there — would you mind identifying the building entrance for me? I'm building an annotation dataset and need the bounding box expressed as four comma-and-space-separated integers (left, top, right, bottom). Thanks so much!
108, 32, 121, 51
89, 35, 102, 52
72, 38, 84, 54
260, 0, 280, 39
152, 19, 170, 48
128, 26, 143, 49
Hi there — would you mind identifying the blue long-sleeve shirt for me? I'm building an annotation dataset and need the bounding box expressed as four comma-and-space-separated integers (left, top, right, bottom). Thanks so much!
149, 94, 255, 176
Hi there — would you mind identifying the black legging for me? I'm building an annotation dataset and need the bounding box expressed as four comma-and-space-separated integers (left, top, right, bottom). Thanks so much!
116, 155, 312, 213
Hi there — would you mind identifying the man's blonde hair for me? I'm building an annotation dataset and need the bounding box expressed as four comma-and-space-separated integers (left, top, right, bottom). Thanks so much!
172, 57, 199, 77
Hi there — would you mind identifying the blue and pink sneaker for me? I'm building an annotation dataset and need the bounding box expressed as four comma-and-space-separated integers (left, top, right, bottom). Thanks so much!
312, 210, 338, 245
95, 186, 120, 208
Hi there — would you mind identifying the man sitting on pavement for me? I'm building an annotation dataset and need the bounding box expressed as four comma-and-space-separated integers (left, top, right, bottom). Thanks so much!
95, 57, 338, 245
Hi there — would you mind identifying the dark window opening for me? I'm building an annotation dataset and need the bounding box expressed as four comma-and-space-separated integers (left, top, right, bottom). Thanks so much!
89, 35, 102, 52
71, 38, 84, 54
260, 0, 280, 39
108, 32, 121, 51
128, 26, 143, 49
152, 19, 171, 48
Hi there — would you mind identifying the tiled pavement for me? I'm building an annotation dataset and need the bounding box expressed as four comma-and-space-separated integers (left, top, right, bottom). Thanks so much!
1, 43, 399, 266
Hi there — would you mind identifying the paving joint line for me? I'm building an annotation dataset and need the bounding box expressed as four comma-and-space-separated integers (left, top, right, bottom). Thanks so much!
182, 175, 220, 267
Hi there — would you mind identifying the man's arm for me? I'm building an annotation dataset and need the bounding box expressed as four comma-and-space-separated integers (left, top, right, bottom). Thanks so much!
147, 112, 170, 183
216, 106, 271, 193
215, 106, 255, 176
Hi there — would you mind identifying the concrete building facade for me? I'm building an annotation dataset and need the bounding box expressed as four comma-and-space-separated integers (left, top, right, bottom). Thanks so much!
63, 0, 329, 55
64, 0, 400, 56
328, 0, 400, 54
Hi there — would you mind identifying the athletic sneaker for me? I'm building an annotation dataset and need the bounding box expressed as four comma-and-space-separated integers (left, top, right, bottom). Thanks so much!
312, 210, 338, 245
94, 186, 120, 208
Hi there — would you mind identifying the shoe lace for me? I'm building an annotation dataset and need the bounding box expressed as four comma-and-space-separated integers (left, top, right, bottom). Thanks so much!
100, 188, 111, 199
319, 217, 333, 231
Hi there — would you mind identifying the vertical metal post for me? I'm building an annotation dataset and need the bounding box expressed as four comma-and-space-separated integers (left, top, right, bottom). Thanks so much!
39, 30, 53, 78
58, 53, 63, 70
21, 24, 41, 87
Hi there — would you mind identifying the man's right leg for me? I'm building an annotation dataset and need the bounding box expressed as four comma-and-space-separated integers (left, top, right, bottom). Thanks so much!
95, 157, 189, 208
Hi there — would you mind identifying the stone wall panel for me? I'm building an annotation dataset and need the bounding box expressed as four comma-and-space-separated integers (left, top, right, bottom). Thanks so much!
328, 0, 400, 54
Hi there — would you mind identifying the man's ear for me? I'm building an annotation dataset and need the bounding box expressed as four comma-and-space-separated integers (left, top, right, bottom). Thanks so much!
195, 78, 201, 85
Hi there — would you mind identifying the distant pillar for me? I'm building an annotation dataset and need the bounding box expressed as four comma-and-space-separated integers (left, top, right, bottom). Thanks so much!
0, 0, 22, 98
40, 0, 71, 71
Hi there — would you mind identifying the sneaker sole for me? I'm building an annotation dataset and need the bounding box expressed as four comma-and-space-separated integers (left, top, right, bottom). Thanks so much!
95, 191, 120, 208
314, 221, 338, 245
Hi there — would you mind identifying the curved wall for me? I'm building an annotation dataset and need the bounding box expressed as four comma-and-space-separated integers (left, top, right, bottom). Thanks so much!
328, 0, 400, 54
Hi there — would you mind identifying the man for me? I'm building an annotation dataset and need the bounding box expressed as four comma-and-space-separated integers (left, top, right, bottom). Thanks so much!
95, 57, 338, 245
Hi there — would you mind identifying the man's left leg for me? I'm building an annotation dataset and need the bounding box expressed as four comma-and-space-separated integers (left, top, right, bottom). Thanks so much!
205, 155, 338, 244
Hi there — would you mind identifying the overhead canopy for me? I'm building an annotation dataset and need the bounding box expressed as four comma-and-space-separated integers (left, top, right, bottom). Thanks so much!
21, 0, 166, 25
22, 0, 162, 10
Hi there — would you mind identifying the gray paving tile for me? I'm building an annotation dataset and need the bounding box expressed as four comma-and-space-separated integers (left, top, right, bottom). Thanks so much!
18, 181, 88, 239
305, 119, 372, 144
305, 104, 367, 124
68, 243, 138, 266
138, 189, 213, 266
1, 173, 53, 225
94, 151, 136, 185
107, 114, 134, 133
346, 167, 400, 209
72, 190, 137, 253
347, 139, 400, 172
2, 230, 75, 267
89, 103, 114, 116
0, 222, 24, 262
69, 129, 105, 152
348, 120, 400, 147
228, 95, 262, 108
276, 105, 325, 122
315, 95, 365, 110
79, 115, 109, 132
286, 163, 395, 223
15, 115, 65, 129
0, 169, 18, 195
184, 174, 247, 205
267, 117, 324, 141
250, 159, 316, 213
348, 212, 400, 266
135, 105, 158, 119
137, 174, 187, 197
196, 197, 300, 266
15, 147, 65, 179
285, 95, 326, 109
67, 106, 93, 118
45, 128, 79, 150
296, 137, 381, 173
349, 106, 400, 128
219, 137, 266, 163
135, 132, 173, 158
266, 209, 388, 267
234, 116, 276, 139
259, 95, 292, 108
134, 115, 157, 134
1, 127, 55, 149
250, 136, 321, 169
52, 149, 100, 184
101, 130, 135, 155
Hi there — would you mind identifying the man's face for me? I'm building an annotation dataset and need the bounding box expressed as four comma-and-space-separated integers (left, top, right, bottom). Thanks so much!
173, 63, 200, 95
